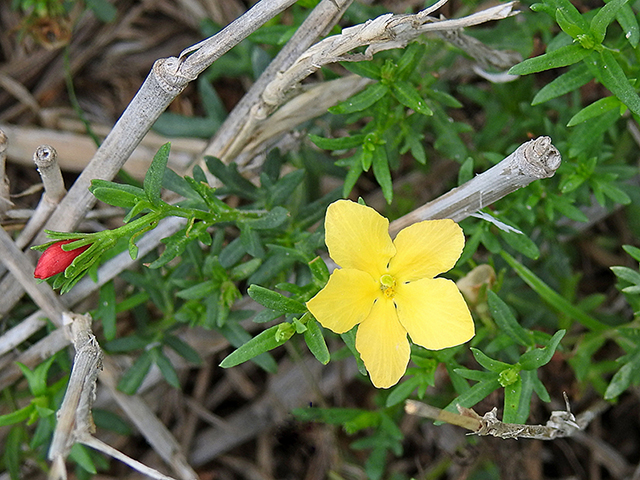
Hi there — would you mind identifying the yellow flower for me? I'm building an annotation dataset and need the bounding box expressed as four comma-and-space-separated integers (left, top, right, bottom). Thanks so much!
307, 200, 475, 389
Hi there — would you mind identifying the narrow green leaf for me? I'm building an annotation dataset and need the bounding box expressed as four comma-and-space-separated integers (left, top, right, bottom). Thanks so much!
444, 378, 501, 412
532, 64, 593, 105
604, 351, 640, 399
304, 319, 330, 365
308, 133, 365, 150
588, 50, 640, 116
453, 368, 500, 382
329, 83, 389, 114
555, 0, 590, 31
590, 0, 629, 44
0, 405, 34, 427
509, 44, 590, 76
614, 3, 639, 47
243, 206, 289, 230
391, 81, 433, 116
623, 245, 640, 262
499, 229, 540, 260
372, 145, 393, 203
502, 377, 523, 424
69, 444, 97, 474
611, 266, 640, 285
154, 350, 181, 389
500, 251, 607, 331
247, 284, 307, 314
471, 348, 512, 373
309, 256, 330, 284
568, 96, 621, 126
518, 330, 566, 370
556, 9, 586, 39
96, 281, 117, 341
487, 291, 534, 347
341, 61, 382, 80
531, 372, 551, 402
220, 324, 287, 368
117, 350, 154, 394
144, 143, 170, 205
164, 335, 201, 365
385, 376, 422, 407
4, 426, 23, 480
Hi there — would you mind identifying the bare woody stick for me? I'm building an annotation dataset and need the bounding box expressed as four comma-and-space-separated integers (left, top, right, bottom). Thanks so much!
405, 394, 609, 441
200, 0, 355, 164
0, 129, 12, 217
48, 313, 179, 480
389, 136, 561, 236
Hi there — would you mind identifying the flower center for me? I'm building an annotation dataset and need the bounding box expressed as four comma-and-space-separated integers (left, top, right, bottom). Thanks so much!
379, 273, 397, 299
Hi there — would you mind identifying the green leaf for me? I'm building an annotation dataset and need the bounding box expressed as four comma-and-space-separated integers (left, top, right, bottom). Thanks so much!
614, 3, 639, 47
590, 0, 629, 44
487, 291, 534, 347
556, 9, 586, 39
604, 351, 640, 399
243, 206, 289, 230
499, 229, 540, 260
4, 426, 23, 480
395, 42, 424, 80
329, 83, 389, 114
304, 319, 330, 365
502, 377, 523, 424
532, 64, 593, 105
0, 405, 35, 427
154, 350, 181, 389
500, 251, 607, 331
164, 335, 202, 365
453, 368, 500, 382
90, 180, 146, 208
385, 376, 421, 407
623, 245, 640, 262
267, 171, 305, 207
372, 145, 393, 203
341, 61, 382, 80
340, 327, 367, 376
308, 133, 365, 150
555, 0, 590, 31
16, 356, 56, 397
69, 444, 97, 474
471, 348, 512, 373
568, 96, 621, 126
247, 284, 307, 314
518, 330, 566, 370
509, 44, 590, 76
203, 156, 259, 200
144, 143, 170, 205
96, 281, 117, 341
309, 256, 330, 284
117, 350, 154, 394
444, 377, 501, 412
218, 321, 278, 373
611, 266, 640, 285
588, 50, 640, 116
391, 81, 433, 116
220, 324, 289, 368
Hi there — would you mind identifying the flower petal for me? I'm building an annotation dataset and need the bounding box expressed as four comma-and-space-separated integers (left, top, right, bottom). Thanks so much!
307, 268, 379, 334
395, 277, 474, 350
325, 200, 395, 278
355, 298, 410, 388
388, 219, 464, 282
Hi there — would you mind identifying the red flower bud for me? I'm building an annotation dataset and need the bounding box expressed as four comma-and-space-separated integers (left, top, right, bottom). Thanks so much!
34, 240, 90, 280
